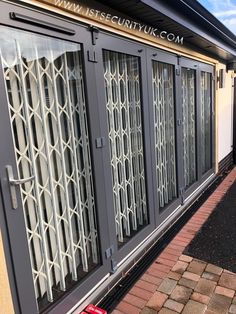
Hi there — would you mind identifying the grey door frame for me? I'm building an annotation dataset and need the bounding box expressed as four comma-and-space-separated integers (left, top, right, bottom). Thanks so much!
146, 49, 183, 225
198, 62, 215, 185
179, 58, 215, 202
0, 2, 112, 314
179, 57, 201, 201
93, 31, 157, 266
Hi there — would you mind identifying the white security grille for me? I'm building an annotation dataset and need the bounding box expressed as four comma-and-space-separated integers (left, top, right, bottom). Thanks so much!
201, 71, 212, 174
152, 61, 177, 209
103, 50, 147, 244
0, 27, 99, 309
182, 68, 196, 188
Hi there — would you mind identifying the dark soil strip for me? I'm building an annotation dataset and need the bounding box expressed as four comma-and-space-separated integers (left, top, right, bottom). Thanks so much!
184, 177, 236, 272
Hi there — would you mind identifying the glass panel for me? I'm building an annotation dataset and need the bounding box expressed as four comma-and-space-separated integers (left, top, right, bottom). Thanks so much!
201, 71, 212, 174
0, 27, 100, 311
152, 61, 177, 210
181, 67, 197, 188
103, 50, 148, 246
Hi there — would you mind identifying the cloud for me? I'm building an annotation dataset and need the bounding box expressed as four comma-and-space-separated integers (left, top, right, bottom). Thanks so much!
222, 17, 236, 26
214, 10, 236, 18
198, 0, 236, 34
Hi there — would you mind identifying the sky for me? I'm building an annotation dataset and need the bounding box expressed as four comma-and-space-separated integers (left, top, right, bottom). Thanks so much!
197, 0, 236, 34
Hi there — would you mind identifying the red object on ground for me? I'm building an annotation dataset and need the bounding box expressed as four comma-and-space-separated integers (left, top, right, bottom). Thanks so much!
85, 304, 107, 314
80, 312, 88, 314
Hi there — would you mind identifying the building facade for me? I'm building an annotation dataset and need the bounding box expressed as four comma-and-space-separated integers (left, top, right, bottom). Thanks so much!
0, 0, 235, 313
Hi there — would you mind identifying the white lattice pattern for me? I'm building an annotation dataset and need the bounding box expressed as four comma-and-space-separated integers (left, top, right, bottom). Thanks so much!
182, 68, 196, 188
201, 71, 212, 174
1, 28, 99, 308
152, 61, 177, 209
103, 50, 147, 243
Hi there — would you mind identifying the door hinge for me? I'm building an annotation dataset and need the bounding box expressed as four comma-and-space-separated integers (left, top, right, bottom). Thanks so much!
105, 245, 114, 259
176, 68, 180, 76
179, 187, 185, 205
111, 258, 118, 274
177, 119, 182, 126
95, 137, 105, 148
88, 25, 99, 45
87, 49, 98, 63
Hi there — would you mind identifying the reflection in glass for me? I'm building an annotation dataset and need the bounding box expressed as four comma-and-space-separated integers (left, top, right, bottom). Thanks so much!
152, 61, 177, 210
103, 50, 148, 245
0, 27, 99, 310
181, 68, 197, 188
201, 71, 212, 174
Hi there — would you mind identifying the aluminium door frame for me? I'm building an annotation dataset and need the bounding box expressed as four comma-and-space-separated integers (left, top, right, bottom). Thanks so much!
198, 62, 215, 184
179, 57, 215, 202
179, 57, 201, 201
146, 48, 182, 225
93, 31, 156, 266
0, 2, 111, 314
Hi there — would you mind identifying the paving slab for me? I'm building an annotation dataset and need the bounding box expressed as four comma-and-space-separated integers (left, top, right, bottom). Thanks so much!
178, 277, 197, 290
202, 271, 220, 282
158, 309, 178, 314
215, 285, 235, 298
191, 292, 210, 305
182, 300, 207, 314
146, 291, 168, 311
163, 299, 184, 313
207, 293, 231, 313
158, 278, 177, 295
194, 278, 216, 296
205, 264, 223, 276
179, 255, 193, 263
229, 304, 236, 314
187, 260, 206, 275
140, 307, 157, 314
182, 271, 200, 282
171, 261, 188, 275
219, 272, 236, 290
170, 285, 192, 304
167, 272, 182, 281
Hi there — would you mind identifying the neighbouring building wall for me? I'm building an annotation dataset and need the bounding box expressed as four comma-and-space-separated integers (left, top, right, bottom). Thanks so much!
0, 231, 14, 314
217, 64, 234, 163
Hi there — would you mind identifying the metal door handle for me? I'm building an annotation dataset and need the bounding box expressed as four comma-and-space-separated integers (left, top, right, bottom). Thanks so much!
6, 165, 35, 209
9, 175, 35, 185
6, 165, 35, 185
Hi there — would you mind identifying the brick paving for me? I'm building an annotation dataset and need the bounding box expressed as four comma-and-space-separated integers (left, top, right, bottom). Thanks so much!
112, 167, 236, 314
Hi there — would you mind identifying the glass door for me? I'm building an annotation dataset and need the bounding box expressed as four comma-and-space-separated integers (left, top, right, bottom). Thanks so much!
95, 33, 156, 265
179, 60, 200, 200
103, 50, 148, 245
182, 67, 197, 188
180, 59, 214, 202
0, 3, 110, 313
146, 50, 182, 224
199, 63, 214, 181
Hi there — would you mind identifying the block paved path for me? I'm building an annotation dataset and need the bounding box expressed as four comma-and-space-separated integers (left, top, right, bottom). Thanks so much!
112, 167, 236, 314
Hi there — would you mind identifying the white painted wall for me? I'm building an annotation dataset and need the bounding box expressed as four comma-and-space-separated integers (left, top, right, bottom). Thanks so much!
217, 65, 234, 162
